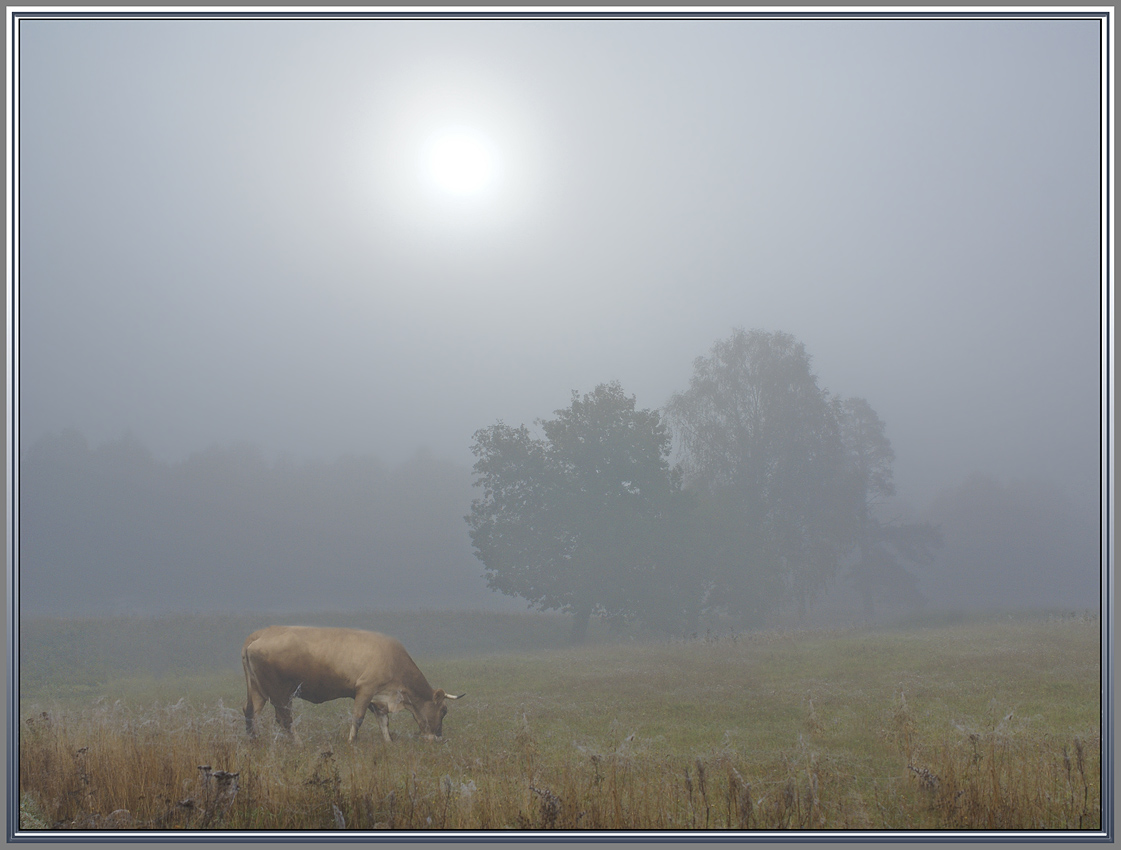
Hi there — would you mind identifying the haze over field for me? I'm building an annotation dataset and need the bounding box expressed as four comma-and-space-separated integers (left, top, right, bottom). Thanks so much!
16, 14, 1105, 619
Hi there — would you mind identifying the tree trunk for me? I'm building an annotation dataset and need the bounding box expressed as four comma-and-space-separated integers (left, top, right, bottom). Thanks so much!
857, 513, 875, 620
684, 603, 701, 640
570, 602, 592, 644
861, 583, 877, 621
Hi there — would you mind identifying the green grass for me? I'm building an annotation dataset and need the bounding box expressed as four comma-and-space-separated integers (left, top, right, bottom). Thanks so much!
17, 612, 1102, 832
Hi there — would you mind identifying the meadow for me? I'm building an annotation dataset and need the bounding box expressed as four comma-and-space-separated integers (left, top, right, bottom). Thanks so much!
17, 610, 1103, 834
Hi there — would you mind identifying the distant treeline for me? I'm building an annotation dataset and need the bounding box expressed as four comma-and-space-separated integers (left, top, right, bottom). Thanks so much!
19, 432, 506, 616
921, 473, 1100, 612
18, 333, 1100, 625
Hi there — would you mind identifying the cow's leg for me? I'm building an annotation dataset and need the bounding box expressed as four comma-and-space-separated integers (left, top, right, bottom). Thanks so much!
272, 699, 295, 737
371, 703, 392, 743
349, 692, 372, 743
244, 689, 267, 737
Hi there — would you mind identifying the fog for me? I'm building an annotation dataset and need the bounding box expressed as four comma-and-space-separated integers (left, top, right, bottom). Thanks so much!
15, 14, 1105, 621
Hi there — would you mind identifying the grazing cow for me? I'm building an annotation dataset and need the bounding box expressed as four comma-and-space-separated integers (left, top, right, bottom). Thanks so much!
241, 626, 464, 743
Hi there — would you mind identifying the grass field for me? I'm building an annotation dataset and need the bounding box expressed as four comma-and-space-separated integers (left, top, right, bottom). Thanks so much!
17, 611, 1103, 833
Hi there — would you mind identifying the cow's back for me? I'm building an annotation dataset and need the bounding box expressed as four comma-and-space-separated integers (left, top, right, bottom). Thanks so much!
242, 626, 424, 704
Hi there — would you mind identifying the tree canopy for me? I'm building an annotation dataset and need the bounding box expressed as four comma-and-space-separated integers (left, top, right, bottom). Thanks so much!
665, 329, 853, 623
837, 396, 941, 617
466, 382, 687, 641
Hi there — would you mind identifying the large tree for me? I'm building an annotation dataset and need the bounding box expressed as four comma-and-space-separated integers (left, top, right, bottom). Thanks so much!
665, 329, 853, 622
837, 397, 941, 618
466, 382, 686, 641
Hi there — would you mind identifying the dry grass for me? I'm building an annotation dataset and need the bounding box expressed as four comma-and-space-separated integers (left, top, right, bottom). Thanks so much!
17, 613, 1102, 833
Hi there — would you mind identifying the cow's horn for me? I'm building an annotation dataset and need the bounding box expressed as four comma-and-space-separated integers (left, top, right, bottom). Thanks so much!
445, 692, 465, 700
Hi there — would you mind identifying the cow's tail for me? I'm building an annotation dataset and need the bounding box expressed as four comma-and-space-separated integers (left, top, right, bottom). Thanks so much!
242, 640, 262, 736
241, 642, 253, 686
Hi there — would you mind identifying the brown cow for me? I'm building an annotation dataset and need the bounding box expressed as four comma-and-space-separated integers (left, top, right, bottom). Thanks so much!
241, 626, 464, 743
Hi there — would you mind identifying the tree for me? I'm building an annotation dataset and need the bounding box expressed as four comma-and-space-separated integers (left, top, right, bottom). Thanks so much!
466, 382, 685, 641
837, 397, 941, 618
665, 329, 853, 623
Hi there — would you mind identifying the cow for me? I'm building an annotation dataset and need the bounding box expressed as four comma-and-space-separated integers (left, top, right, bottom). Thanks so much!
241, 626, 464, 743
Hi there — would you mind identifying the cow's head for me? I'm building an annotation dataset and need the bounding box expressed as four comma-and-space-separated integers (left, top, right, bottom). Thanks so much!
410, 689, 465, 741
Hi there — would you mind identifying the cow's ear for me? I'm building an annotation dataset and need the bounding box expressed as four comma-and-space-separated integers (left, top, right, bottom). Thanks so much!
433, 688, 446, 703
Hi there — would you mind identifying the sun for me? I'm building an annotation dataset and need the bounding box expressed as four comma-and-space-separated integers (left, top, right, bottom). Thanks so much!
420, 128, 499, 197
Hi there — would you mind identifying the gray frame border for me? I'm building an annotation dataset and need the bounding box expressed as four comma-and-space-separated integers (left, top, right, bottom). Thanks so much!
5, 6, 1113, 844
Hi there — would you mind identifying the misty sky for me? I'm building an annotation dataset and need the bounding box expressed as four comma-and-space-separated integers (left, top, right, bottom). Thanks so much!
17, 14, 1105, 510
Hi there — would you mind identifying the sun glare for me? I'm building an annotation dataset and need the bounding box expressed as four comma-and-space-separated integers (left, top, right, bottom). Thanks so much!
421, 128, 499, 197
